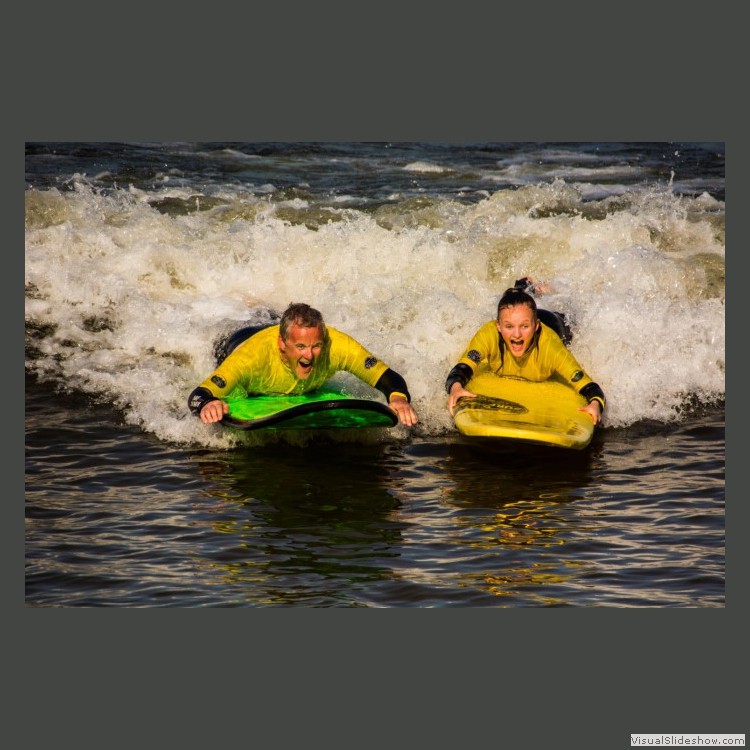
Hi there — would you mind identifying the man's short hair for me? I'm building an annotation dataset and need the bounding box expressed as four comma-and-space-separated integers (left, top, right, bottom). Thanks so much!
279, 303, 326, 340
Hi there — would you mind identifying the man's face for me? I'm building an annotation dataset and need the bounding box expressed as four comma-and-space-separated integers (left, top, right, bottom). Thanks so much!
278, 323, 325, 379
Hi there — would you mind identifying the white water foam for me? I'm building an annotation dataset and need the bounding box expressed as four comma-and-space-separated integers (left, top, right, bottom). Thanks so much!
25, 179, 725, 447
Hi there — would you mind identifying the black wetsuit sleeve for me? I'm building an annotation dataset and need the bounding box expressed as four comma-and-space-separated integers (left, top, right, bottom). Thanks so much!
188, 387, 219, 417
445, 363, 474, 394
579, 382, 606, 411
374, 368, 411, 402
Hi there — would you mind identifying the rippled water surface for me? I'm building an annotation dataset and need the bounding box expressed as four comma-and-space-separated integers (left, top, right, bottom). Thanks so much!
25, 379, 724, 607
25, 142, 725, 607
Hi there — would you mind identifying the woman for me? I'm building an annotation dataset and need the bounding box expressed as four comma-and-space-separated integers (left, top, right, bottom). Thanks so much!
445, 286, 605, 424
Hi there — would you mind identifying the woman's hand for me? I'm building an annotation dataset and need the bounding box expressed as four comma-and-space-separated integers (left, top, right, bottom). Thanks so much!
579, 400, 603, 425
448, 382, 476, 416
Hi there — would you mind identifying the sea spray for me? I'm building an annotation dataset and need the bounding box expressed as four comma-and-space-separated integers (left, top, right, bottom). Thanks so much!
25, 149, 724, 448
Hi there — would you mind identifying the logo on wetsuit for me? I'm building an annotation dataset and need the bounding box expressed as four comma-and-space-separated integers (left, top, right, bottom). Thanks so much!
364, 357, 378, 369
468, 349, 481, 363
211, 375, 227, 388
571, 370, 584, 382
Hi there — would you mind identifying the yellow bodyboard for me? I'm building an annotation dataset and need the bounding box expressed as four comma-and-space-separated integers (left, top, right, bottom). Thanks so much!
453, 372, 595, 449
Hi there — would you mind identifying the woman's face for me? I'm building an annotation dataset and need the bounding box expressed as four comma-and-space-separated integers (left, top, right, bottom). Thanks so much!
496, 303, 539, 357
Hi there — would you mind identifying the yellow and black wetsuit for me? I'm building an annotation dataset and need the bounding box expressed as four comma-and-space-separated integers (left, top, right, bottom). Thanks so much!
188, 325, 410, 416
445, 321, 606, 411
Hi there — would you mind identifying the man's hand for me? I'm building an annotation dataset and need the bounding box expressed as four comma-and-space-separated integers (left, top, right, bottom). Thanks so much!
200, 399, 229, 424
389, 395, 418, 426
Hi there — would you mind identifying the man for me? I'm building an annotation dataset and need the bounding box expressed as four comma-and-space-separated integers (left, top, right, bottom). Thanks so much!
189, 302, 418, 426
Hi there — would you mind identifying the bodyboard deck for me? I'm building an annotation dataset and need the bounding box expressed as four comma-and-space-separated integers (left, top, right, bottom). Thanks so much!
453, 373, 594, 449
221, 389, 398, 431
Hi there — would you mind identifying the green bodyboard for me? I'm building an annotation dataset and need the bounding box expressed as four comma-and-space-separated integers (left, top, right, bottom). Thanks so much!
221, 389, 398, 431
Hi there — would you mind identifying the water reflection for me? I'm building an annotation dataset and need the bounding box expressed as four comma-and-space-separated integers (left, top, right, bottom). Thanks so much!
191, 442, 406, 605
442, 437, 599, 507
319, 438, 604, 606
434, 439, 599, 604
26, 374, 724, 607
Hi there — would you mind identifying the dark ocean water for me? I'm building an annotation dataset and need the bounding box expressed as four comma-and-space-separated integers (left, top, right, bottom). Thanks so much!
26, 376, 724, 607
25, 142, 725, 607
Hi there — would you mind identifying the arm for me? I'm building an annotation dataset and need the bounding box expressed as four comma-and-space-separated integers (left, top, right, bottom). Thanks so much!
543, 333, 606, 425
445, 362, 477, 416
444, 323, 496, 415
188, 341, 256, 424
578, 382, 606, 425
187, 386, 229, 424
374, 368, 418, 426
330, 328, 418, 426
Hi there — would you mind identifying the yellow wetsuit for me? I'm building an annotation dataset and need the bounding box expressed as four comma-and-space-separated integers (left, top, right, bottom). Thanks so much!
450, 321, 605, 408
190, 325, 392, 410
